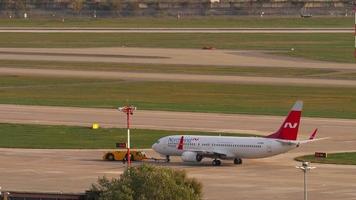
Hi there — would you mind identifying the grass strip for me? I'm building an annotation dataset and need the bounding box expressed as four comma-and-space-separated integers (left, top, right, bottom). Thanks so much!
0, 33, 352, 62
0, 123, 251, 149
295, 152, 356, 165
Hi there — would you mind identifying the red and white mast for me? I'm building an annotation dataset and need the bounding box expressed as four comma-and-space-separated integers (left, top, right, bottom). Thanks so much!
118, 105, 136, 168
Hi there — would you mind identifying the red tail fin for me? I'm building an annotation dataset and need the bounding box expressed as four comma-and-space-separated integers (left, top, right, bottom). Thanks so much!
177, 136, 184, 150
266, 101, 303, 141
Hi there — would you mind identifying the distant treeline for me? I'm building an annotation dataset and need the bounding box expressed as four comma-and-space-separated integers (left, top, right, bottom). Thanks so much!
0, 0, 353, 17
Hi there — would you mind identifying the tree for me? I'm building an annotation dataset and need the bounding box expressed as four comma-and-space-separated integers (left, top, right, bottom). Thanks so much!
106, 0, 123, 16
87, 164, 203, 200
71, 0, 84, 15
0, 0, 12, 10
126, 0, 140, 16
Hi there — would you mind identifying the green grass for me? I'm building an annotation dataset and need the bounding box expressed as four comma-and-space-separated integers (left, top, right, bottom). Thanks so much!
0, 75, 356, 118
0, 16, 352, 28
295, 152, 356, 165
0, 33, 352, 62
1, 59, 349, 79
0, 123, 251, 149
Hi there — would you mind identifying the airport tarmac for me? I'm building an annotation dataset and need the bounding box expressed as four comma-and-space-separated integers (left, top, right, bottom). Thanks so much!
0, 148, 355, 200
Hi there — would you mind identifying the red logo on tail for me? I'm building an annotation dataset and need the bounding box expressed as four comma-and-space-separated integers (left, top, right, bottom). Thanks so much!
283, 122, 298, 129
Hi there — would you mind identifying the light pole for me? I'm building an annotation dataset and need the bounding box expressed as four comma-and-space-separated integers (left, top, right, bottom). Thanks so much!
118, 105, 136, 168
296, 161, 316, 200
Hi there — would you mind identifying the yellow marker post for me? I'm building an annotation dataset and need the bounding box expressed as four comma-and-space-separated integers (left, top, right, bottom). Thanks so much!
92, 123, 100, 130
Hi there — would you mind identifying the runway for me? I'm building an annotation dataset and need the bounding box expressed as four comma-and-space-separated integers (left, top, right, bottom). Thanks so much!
0, 27, 352, 33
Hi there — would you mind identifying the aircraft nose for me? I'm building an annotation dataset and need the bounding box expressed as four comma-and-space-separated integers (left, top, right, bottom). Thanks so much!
152, 143, 158, 151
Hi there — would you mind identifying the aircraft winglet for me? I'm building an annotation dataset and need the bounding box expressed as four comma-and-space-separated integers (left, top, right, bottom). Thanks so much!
177, 136, 184, 150
309, 128, 318, 140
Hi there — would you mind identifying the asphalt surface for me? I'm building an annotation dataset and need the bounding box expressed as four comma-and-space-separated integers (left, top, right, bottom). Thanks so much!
0, 27, 352, 33
0, 149, 356, 200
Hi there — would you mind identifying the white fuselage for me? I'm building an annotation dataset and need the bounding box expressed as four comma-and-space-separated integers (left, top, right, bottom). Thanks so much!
152, 135, 298, 160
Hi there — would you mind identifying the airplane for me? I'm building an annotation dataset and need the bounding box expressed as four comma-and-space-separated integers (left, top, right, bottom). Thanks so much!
152, 101, 323, 166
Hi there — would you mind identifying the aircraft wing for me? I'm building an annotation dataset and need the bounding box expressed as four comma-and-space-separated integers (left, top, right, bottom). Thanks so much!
186, 149, 230, 159
199, 150, 230, 159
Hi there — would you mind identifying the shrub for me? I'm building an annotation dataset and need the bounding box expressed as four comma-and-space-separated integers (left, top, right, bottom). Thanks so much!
87, 164, 202, 200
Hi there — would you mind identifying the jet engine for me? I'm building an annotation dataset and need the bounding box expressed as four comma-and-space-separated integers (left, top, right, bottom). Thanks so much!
181, 151, 203, 162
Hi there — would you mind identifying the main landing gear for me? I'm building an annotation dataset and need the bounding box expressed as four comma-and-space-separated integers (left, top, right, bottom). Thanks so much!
212, 158, 242, 166
166, 155, 170, 163
234, 158, 242, 165
212, 159, 221, 166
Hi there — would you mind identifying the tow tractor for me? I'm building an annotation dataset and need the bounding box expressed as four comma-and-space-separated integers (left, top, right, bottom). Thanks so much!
103, 150, 148, 161
103, 143, 168, 162
103, 150, 170, 163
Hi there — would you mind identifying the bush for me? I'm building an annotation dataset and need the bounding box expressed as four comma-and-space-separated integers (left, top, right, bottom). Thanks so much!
87, 164, 202, 200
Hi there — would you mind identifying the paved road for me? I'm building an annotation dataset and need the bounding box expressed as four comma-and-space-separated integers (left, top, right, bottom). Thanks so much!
1, 67, 356, 87
0, 27, 352, 33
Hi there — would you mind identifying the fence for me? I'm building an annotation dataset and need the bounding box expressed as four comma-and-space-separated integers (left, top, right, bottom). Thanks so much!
0, 0, 354, 18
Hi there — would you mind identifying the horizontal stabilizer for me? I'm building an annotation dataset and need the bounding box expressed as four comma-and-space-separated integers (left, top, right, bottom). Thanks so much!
277, 137, 329, 146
